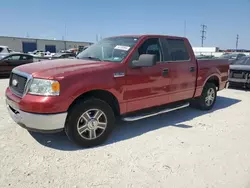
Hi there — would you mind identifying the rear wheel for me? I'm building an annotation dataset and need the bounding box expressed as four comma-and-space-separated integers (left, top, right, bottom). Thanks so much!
191, 83, 217, 110
65, 98, 116, 147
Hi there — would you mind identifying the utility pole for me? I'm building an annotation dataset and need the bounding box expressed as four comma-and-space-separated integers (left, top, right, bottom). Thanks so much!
236, 34, 239, 51
63, 24, 67, 50
200, 24, 207, 47
64, 24, 67, 40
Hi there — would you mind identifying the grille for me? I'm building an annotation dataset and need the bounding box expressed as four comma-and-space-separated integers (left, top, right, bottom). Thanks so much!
230, 70, 244, 79
9, 72, 28, 96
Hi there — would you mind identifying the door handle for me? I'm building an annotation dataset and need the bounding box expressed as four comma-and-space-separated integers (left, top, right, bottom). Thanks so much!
190, 67, 195, 72
162, 68, 169, 76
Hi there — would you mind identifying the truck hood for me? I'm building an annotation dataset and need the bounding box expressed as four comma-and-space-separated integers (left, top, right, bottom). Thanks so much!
230, 65, 250, 71
16, 59, 118, 79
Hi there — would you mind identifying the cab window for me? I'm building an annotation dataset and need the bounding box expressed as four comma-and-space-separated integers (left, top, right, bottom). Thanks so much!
130, 38, 162, 63
165, 39, 190, 61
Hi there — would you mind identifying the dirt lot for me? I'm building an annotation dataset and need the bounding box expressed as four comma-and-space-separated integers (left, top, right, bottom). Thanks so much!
0, 78, 250, 188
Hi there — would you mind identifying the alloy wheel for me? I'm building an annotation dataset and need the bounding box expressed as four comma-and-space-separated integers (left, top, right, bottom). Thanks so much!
77, 109, 107, 140
205, 88, 215, 106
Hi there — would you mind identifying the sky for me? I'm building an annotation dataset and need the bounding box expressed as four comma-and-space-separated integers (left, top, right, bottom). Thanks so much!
0, 0, 250, 49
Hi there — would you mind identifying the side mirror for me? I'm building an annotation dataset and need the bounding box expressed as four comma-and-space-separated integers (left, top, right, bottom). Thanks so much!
131, 54, 157, 68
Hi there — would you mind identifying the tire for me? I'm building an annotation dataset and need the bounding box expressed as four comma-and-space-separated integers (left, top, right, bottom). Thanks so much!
191, 83, 217, 111
228, 82, 234, 89
65, 98, 116, 147
246, 83, 250, 90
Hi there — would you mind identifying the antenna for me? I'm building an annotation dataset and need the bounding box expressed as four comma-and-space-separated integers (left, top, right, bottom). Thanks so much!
200, 24, 207, 47
64, 24, 67, 41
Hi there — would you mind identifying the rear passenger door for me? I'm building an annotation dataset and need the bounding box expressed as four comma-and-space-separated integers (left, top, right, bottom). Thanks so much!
161, 38, 196, 102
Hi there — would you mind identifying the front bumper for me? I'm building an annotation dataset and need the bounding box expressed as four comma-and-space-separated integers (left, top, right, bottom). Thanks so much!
6, 97, 67, 133
228, 77, 250, 88
228, 77, 249, 83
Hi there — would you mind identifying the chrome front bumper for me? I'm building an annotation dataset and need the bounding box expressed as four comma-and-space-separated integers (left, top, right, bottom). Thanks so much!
6, 98, 67, 133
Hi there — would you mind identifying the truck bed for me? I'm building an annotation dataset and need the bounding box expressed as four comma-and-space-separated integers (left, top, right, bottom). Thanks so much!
195, 58, 229, 97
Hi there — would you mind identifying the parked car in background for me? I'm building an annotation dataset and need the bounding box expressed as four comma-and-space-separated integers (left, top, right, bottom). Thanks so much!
76, 46, 89, 55
60, 46, 89, 56
28, 50, 54, 57
0, 45, 12, 53
220, 53, 246, 64
228, 56, 250, 89
67, 48, 78, 54
0, 46, 14, 59
196, 54, 215, 59
28, 50, 44, 55
51, 52, 76, 59
5, 34, 229, 148
0, 53, 35, 76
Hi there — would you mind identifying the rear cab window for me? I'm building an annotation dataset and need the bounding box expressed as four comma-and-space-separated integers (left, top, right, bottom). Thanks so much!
161, 38, 190, 62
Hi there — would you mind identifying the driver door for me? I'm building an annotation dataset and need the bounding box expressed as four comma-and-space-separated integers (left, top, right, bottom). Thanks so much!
124, 37, 171, 113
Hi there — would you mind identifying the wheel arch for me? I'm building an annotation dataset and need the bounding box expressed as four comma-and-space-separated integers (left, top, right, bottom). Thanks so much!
205, 75, 220, 90
68, 89, 120, 117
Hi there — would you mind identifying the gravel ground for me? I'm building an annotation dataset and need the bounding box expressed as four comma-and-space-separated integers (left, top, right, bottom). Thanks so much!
0, 78, 250, 188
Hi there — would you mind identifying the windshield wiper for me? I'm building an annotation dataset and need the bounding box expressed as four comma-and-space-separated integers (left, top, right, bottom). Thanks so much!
86, 56, 102, 61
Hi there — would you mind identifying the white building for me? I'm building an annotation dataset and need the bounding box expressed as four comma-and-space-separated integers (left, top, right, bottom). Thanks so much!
192, 47, 250, 57
0, 36, 93, 53
192, 47, 220, 53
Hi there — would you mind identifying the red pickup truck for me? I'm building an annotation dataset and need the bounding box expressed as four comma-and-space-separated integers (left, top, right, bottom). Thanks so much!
5, 35, 229, 147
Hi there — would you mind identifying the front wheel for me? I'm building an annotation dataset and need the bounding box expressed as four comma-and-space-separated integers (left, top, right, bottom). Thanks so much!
65, 98, 116, 147
191, 83, 217, 111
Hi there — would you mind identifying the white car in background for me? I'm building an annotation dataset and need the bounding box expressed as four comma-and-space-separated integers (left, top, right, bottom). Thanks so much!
28, 50, 54, 58
0, 45, 15, 59
28, 50, 44, 55
0, 45, 13, 53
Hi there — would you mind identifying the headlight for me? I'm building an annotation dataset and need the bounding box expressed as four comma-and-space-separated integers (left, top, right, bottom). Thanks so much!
28, 78, 60, 96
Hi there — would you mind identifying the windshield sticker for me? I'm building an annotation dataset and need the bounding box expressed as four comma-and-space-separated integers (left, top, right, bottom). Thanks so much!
114, 45, 130, 51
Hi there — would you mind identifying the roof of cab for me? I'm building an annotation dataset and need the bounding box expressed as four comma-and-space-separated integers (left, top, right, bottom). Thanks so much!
106, 34, 187, 40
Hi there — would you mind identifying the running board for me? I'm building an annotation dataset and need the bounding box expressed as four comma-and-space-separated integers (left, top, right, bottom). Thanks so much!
122, 103, 190, 122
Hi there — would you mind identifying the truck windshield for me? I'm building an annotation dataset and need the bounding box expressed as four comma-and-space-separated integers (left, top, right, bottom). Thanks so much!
76, 37, 140, 62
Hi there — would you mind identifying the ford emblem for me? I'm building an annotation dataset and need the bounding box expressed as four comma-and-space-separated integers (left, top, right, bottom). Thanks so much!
12, 79, 18, 87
